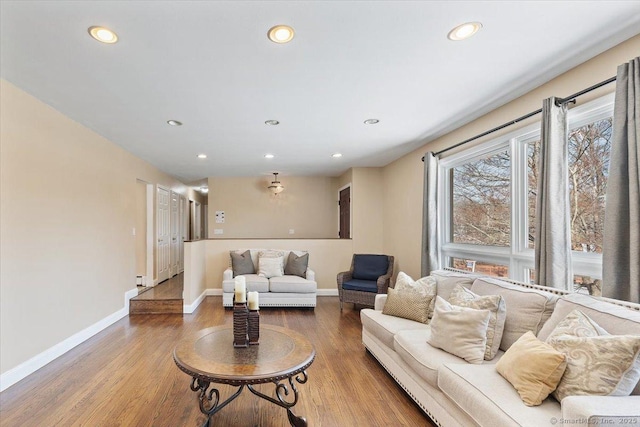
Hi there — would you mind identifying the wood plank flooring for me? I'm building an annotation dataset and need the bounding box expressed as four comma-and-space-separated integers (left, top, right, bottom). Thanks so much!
130, 274, 184, 314
0, 297, 435, 427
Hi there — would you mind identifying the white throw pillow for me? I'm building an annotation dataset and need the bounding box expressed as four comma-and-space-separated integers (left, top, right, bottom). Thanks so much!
257, 251, 284, 279
394, 272, 437, 318
449, 285, 506, 360
428, 296, 491, 364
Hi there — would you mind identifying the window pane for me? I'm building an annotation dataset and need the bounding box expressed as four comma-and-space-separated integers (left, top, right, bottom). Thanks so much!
568, 118, 612, 253
527, 140, 540, 248
452, 258, 509, 278
452, 150, 510, 246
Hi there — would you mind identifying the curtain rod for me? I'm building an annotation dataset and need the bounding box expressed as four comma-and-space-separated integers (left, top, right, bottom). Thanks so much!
422, 75, 617, 161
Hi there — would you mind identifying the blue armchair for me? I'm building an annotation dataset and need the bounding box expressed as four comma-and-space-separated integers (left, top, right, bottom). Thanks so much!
337, 254, 394, 310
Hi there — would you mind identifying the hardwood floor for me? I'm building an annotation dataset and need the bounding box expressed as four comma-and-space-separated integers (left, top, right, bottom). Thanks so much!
0, 297, 435, 427
130, 274, 184, 314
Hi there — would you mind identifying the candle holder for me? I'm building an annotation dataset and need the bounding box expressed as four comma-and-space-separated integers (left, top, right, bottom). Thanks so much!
248, 309, 260, 345
233, 300, 248, 348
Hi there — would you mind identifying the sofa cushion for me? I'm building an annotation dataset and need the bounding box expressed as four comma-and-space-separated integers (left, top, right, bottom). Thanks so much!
352, 255, 389, 281
268, 275, 316, 293
471, 277, 558, 351
438, 363, 561, 427
428, 296, 491, 364
382, 287, 433, 324
284, 252, 308, 278
222, 274, 269, 293
230, 249, 255, 276
360, 308, 428, 349
342, 279, 378, 293
395, 272, 437, 318
393, 329, 503, 389
545, 310, 640, 401
496, 331, 567, 406
449, 285, 506, 360
430, 269, 475, 300
257, 250, 285, 278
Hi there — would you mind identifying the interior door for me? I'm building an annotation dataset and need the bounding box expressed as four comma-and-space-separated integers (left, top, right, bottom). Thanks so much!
170, 191, 179, 277
157, 186, 170, 283
178, 195, 187, 273
339, 186, 351, 239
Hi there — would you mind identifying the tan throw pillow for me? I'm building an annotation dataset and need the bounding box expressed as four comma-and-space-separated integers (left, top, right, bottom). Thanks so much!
546, 310, 640, 401
394, 272, 437, 318
496, 331, 567, 406
449, 285, 506, 360
428, 296, 491, 364
382, 287, 433, 324
257, 250, 285, 279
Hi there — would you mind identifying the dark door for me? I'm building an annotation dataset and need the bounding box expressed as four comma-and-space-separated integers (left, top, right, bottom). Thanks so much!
339, 187, 351, 239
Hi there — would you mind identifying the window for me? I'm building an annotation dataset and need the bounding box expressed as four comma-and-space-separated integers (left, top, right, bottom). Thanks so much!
439, 94, 614, 287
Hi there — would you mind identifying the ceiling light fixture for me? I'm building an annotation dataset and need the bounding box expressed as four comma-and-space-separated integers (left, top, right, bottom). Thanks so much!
197, 154, 207, 159
200, 187, 209, 194
268, 25, 295, 44
265, 120, 280, 125
447, 22, 482, 41
88, 26, 118, 44
264, 153, 275, 159
268, 172, 284, 195
167, 120, 183, 126
364, 119, 380, 125
332, 153, 343, 158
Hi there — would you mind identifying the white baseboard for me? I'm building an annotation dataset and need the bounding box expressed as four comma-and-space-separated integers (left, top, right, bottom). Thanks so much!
0, 287, 138, 393
182, 289, 222, 313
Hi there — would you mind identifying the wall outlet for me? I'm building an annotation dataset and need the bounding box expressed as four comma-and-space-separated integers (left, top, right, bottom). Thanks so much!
214, 229, 224, 235
136, 275, 143, 285
132, 227, 136, 236
289, 229, 295, 234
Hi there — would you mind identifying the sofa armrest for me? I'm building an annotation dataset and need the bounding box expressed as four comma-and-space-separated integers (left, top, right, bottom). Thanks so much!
305, 268, 315, 282
223, 268, 233, 281
562, 395, 640, 425
374, 294, 387, 311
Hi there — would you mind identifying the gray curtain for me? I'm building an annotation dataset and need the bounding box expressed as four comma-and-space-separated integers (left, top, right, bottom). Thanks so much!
535, 97, 572, 289
603, 57, 640, 303
421, 152, 439, 276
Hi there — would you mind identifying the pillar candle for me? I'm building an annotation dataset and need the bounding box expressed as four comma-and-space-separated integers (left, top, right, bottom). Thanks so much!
247, 291, 259, 310
234, 276, 246, 303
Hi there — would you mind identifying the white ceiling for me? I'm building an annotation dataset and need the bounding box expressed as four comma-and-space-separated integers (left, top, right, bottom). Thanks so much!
2, 1, 639, 183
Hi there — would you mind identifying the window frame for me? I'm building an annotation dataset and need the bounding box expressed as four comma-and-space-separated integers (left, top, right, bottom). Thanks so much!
437, 93, 615, 285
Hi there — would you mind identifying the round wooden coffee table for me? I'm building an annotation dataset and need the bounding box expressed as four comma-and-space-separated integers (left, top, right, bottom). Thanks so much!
173, 324, 315, 427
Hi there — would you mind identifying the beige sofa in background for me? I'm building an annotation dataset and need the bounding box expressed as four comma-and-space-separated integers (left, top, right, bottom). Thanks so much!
361, 269, 640, 427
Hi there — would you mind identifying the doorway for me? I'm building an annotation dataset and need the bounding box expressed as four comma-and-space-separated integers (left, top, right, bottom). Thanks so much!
339, 185, 351, 239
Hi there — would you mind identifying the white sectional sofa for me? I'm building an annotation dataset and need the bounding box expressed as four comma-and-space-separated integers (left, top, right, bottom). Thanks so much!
361, 269, 640, 427
222, 249, 317, 308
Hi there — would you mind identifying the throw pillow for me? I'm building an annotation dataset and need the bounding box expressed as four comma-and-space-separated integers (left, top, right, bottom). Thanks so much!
394, 272, 437, 318
546, 310, 640, 401
428, 296, 491, 364
257, 250, 285, 279
382, 287, 434, 324
230, 250, 255, 277
284, 252, 309, 278
496, 331, 567, 406
449, 285, 506, 360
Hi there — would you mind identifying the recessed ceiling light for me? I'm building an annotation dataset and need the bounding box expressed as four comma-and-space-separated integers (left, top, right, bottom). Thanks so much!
197, 154, 207, 159
88, 26, 118, 44
167, 120, 182, 126
447, 22, 482, 41
265, 120, 280, 125
200, 187, 209, 194
364, 119, 380, 125
268, 25, 295, 44
264, 154, 275, 159
332, 153, 343, 158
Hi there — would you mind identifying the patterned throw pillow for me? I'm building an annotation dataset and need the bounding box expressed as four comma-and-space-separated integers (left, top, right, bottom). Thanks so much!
449, 285, 506, 360
394, 272, 437, 318
382, 287, 433, 324
257, 251, 285, 279
546, 310, 640, 401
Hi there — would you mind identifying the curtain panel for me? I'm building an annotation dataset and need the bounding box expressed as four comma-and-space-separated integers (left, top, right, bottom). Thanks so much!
603, 56, 640, 303
421, 152, 439, 276
535, 97, 572, 289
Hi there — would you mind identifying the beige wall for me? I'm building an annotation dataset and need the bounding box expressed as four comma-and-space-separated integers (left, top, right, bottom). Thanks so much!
135, 180, 147, 276
351, 168, 384, 254
0, 80, 202, 375
207, 175, 337, 239
381, 34, 640, 281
